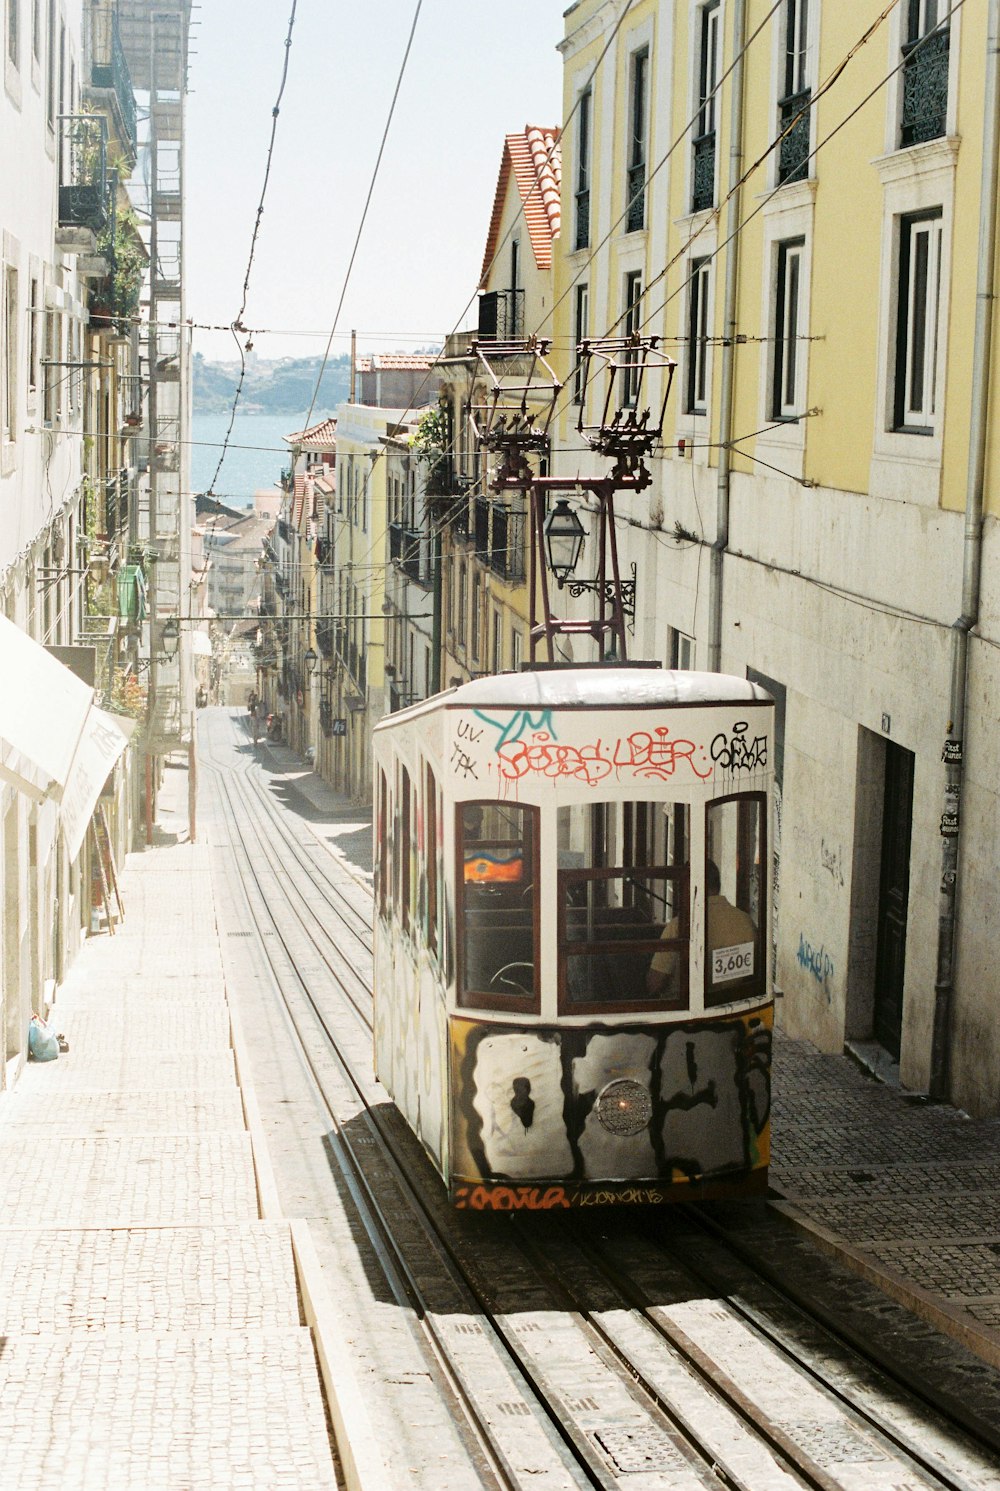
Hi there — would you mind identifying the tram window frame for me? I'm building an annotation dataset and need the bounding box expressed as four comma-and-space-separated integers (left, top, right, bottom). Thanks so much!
376, 768, 388, 922
703, 792, 767, 1007
456, 800, 540, 1014
556, 799, 691, 1015
400, 765, 412, 935
425, 761, 439, 957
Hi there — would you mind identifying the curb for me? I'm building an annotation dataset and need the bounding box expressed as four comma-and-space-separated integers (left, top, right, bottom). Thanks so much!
770, 1200, 1000, 1371
226, 971, 392, 1491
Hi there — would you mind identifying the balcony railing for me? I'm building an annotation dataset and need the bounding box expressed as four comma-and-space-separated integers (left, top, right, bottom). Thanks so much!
626, 162, 646, 232
488, 503, 527, 583
388, 521, 404, 563
900, 27, 949, 148
402, 529, 426, 584
574, 189, 590, 251
88, 6, 138, 162
104, 468, 129, 539
692, 132, 716, 212
58, 114, 108, 232
477, 288, 524, 341
777, 88, 811, 185
474, 497, 491, 560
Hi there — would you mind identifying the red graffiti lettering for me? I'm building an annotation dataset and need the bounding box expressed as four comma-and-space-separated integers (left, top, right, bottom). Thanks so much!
454, 1184, 571, 1211
613, 729, 713, 781
495, 728, 712, 785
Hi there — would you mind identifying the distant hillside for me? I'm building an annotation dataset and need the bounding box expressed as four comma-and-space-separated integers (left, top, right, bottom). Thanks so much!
192, 353, 353, 414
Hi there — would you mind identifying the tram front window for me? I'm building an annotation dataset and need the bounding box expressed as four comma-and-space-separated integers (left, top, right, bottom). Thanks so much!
557, 800, 689, 1011
458, 802, 539, 1011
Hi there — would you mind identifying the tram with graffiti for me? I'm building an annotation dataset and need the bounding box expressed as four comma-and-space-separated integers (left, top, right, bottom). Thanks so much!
372, 666, 775, 1210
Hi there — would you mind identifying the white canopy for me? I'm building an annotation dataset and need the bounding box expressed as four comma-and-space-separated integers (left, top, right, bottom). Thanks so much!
60, 707, 133, 860
0, 614, 94, 801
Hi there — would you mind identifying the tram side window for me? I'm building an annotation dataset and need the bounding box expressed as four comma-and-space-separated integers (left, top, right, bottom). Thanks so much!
400, 766, 412, 934
457, 801, 538, 1012
557, 800, 689, 1010
376, 769, 388, 922
704, 793, 766, 1007
425, 763, 438, 957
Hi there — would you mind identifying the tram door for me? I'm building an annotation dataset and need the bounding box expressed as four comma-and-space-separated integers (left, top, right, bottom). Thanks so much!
873, 742, 914, 1059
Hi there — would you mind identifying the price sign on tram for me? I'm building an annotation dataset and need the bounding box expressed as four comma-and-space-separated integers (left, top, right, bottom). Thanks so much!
711, 941, 754, 984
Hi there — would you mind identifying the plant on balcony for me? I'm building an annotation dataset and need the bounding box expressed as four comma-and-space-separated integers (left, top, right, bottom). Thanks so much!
91, 202, 146, 337
108, 666, 147, 721
412, 407, 448, 464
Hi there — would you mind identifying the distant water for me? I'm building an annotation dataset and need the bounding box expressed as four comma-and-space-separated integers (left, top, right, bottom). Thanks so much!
190, 410, 335, 507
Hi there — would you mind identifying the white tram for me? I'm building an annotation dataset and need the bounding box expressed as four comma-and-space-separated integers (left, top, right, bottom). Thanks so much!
372, 667, 774, 1210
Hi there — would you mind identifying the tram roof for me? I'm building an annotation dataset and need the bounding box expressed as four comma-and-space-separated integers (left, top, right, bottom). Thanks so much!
376, 667, 772, 730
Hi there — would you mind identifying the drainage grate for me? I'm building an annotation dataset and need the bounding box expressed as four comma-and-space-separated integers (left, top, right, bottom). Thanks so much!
592, 1424, 688, 1474
782, 1421, 887, 1465
495, 1401, 532, 1417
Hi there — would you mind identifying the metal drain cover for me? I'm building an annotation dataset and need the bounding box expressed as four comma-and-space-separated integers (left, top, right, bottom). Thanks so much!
592, 1423, 688, 1474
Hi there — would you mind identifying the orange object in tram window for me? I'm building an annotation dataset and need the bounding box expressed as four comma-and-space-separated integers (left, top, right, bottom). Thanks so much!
463, 853, 524, 885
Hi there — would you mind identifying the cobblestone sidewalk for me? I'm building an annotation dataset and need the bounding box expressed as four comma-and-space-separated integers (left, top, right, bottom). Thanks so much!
0, 765, 338, 1490
771, 1032, 1000, 1366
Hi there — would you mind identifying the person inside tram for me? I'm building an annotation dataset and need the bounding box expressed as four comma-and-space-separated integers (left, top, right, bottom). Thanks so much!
646, 859, 755, 996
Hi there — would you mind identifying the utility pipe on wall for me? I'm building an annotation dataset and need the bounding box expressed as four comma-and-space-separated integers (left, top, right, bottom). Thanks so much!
930, 0, 1000, 1100
709, 0, 747, 672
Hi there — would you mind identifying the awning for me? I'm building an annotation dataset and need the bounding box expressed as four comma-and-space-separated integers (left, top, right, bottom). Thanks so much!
190, 629, 213, 657
0, 614, 94, 801
60, 707, 133, 861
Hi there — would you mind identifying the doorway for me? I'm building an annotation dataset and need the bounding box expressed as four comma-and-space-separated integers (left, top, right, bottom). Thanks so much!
873, 741, 915, 1059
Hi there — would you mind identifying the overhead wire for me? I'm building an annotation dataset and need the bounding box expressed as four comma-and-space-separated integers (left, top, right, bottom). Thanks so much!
204, 0, 299, 499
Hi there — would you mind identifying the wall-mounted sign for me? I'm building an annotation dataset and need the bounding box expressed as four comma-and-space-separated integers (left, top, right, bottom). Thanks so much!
332, 717, 347, 737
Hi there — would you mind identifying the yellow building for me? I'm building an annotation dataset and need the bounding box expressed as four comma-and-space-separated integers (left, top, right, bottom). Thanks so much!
552, 0, 1000, 1114
435, 125, 562, 683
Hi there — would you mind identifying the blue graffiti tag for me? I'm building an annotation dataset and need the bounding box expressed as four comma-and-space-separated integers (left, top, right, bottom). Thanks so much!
472, 708, 558, 751
797, 933, 834, 989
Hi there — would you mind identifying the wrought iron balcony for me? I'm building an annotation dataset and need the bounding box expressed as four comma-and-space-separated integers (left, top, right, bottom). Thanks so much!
626, 163, 646, 232
402, 529, 426, 584
488, 502, 526, 583
777, 88, 811, 185
574, 189, 590, 252
424, 454, 455, 497
692, 132, 716, 213
58, 115, 109, 232
474, 497, 491, 560
388, 521, 404, 563
477, 288, 524, 341
88, 6, 138, 163
900, 27, 949, 148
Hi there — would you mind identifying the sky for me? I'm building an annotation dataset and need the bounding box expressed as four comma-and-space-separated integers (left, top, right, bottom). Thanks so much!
185, 2, 566, 364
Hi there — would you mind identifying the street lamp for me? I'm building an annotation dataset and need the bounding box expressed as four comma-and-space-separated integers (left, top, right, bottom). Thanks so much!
543, 498, 586, 586
160, 617, 180, 660
304, 646, 318, 676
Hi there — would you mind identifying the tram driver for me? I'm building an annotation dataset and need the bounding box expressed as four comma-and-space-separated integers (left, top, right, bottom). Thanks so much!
646, 859, 755, 997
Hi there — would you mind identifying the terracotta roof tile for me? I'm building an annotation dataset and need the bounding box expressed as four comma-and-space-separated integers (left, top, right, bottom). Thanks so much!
284, 418, 337, 448
481, 125, 561, 285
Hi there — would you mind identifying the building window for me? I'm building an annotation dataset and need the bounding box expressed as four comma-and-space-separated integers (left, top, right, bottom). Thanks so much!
686, 258, 711, 414
669, 627, 695, 670
573, 282, 589, 405
7, 0, 19, 67
2, 266, 17, 442
622, 271, 642, 406
900, 0, 950, 148
894, 210, 942, 432
626, 47, 648, 232
778, 0, 811, 184
772, 238, 804, 420
491, 610, 502, 674
27, 277, 38, 395
693, 3, 720, 212
471, 571, 481, 662
575, 87, 591, 251
511, 626, 523, 674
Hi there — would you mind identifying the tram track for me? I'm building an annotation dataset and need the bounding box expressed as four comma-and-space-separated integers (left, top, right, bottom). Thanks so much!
201, 710, 1000, 1491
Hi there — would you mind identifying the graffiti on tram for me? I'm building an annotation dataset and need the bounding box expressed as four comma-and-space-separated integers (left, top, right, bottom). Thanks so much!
449, 1010, 771, 1193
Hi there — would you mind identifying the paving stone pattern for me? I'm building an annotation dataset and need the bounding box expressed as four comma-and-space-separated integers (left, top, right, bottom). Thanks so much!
771, 1032, 1000, 1352
0, 772, 338, 1489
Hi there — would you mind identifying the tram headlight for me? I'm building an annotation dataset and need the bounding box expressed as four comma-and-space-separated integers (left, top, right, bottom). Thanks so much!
595, 1078, 653, 1136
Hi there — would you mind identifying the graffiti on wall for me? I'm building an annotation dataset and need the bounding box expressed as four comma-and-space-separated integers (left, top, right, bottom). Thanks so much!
797, 932, 834, 995
450, 1010, 771, 1207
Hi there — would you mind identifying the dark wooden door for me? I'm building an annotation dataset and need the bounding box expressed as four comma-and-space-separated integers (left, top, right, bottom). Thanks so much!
874, 742, 915, 1058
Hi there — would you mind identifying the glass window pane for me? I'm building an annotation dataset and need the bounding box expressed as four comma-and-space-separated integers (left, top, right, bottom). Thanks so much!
458, 802, 538, 1010
704, 795, 766, 1006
